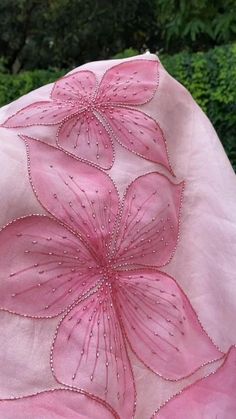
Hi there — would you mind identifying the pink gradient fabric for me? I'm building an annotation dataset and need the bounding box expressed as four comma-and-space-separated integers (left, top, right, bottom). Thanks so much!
0, 53, 236, 418
0, 389, 115, 418
3, 60, 170, 171
153, 346, 236, 418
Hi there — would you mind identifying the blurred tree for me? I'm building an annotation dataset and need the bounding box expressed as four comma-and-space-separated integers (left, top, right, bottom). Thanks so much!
158, 0, 236, 52
0, 0, 235, 73
0, 0, 49, 73
45, 0, 159, 68
0, 0, 159, 72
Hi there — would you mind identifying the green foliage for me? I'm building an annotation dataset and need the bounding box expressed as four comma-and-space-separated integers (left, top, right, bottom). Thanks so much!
0, 44, 235, 170
0, 69, 65, 106
112, 48, 140, 59
0, 0, 235, 73
163, 43, 236, 171
0, 0, 159, 73
158, 0, 236, 52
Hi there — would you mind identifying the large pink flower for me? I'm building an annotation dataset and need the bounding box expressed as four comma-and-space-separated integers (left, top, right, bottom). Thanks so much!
2, 59, 171, 171
152, 346, 236, 419
0, 137, 221, 417
0, 388, 116, 418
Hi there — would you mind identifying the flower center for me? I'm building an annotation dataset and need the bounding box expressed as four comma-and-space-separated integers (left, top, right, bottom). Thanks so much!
99, 262, 118, 285
80, 97, 110, 114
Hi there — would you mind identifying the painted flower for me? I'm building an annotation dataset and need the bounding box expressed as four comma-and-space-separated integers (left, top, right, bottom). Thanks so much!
0, 137, 221, 417
2, 59, 171, 171
152, 346, 236, 419
0, 388, 116, 419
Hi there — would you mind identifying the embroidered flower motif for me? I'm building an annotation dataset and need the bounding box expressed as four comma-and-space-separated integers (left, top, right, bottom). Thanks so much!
0, 389, 116, 418
2, 59, 172, 171
0, 137, 221, 418
152, 346, 236, 419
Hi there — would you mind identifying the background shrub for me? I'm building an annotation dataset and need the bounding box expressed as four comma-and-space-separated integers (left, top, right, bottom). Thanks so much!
0, 69, 64, 106
164, 43, 236, 171
0, 44, 235, 170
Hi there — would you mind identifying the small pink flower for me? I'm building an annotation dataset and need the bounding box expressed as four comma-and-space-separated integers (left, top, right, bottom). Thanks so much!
0, 388, 116, 418
2, 59, 171, 171
152, 346, 236, 419
0, 138, 221, 417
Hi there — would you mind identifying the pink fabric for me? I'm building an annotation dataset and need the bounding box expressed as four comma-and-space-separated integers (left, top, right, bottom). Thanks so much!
0, 53, 236, 418
0, 389, 115, 418
153, 346, 236, 418
3, 60, 171, 171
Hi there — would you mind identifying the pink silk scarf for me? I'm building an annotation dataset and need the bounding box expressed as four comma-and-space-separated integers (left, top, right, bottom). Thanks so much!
0, 53, 235, 418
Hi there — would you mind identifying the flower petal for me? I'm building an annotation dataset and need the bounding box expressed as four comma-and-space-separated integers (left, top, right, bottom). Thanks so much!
0, 389, 116, 419
2, 101, 76, 128
113, 172, 184, 268
52, 288, 135, 418
23, 136, 119, 258
57, 112, 114, 169
153, 347, 236, 418
116, 269, 222, 380
97, 59, 158, 105
102, 107, 171, 171
0, 215, 99, 317
51, 70, 97, 103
